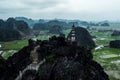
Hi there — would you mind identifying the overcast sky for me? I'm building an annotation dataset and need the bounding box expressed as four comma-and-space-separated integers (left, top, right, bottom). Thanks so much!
0, 0, 120, 21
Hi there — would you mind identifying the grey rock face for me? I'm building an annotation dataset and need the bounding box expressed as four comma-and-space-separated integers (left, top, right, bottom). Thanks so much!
36, 36, 109, 80
67, 27, 96, 49
0, 36, 109, 80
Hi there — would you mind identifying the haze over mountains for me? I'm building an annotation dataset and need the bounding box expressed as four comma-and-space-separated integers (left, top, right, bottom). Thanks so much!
0, 17, 110, 42
15, 17, 110, 28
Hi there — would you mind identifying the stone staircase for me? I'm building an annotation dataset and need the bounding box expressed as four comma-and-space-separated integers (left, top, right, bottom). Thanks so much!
15, 45, 45, 80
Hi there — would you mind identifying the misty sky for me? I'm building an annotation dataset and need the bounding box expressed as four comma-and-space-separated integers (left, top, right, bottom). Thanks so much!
0, 0, 120, 21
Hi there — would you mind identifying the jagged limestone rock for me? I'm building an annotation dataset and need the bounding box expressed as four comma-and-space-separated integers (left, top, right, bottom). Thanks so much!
67, 27, 96, 50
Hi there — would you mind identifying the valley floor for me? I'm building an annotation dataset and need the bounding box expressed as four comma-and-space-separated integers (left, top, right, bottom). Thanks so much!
0, 26, 120, 80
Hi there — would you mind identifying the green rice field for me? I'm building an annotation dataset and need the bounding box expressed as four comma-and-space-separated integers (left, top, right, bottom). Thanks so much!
0, 26, 120, 80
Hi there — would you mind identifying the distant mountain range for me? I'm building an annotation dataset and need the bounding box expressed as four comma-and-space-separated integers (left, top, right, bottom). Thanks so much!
0, 17, 110, 41
15, 17, 110, 28
15, 17, 37, 28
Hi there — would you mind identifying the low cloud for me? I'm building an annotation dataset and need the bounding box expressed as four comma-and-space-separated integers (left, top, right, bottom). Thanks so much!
0, 0, 120, 21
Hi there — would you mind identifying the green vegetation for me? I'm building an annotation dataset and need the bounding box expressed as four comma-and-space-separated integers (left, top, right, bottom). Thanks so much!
90, 30, 120, 45
0, 31, 59, 59
0, 39, 28, 51
90, 26, 120, 80
63, 29, 71, 37
0, 25, 120, 80
0, 39, 28, 59
2, 50, 16, 59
